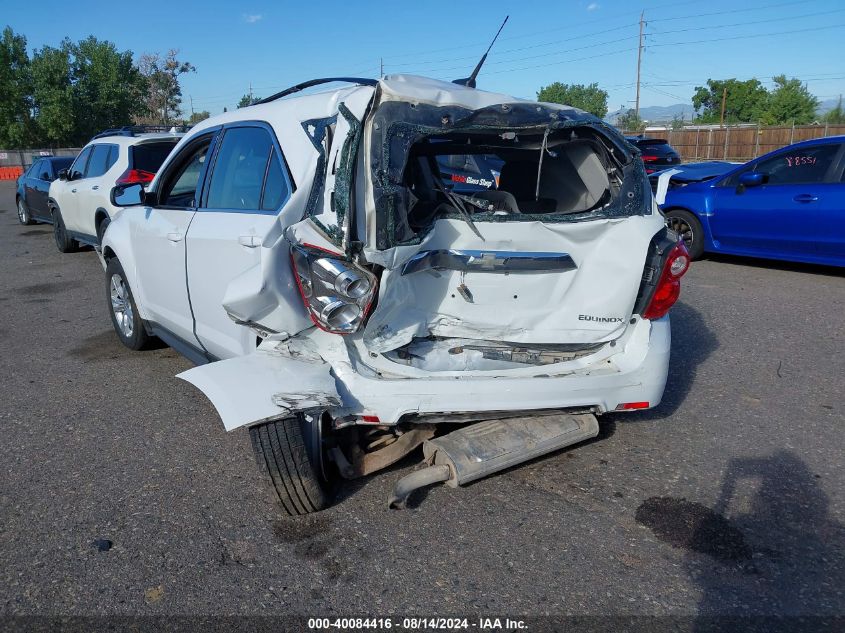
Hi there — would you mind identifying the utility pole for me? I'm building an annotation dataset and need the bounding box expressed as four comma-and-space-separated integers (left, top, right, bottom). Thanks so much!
249, 81, 253, 104
635, 11, 645, 118
189, 95, 194, 117
719, 86, 727, 128
380, 57, 384, 77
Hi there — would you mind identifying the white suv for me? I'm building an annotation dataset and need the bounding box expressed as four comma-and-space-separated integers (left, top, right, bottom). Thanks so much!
101, 75, 689, 514
48, 129, 183, 251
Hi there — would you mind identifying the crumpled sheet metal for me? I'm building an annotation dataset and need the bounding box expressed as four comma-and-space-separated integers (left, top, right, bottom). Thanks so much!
177, 348, 340, 431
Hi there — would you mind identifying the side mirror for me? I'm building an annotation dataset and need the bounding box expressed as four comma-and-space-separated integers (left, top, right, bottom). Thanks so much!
111, 182, 146, 207
739, 172, 765, 188
57, 168, 68, 181
41, 172, 51, 181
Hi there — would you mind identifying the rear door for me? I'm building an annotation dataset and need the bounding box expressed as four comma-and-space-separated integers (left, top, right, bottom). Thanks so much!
74, 143, 119, 236
708, 142, 843, 259
25, 160, 48, 217
130, 132, 218, 347
185, 123, 293, 360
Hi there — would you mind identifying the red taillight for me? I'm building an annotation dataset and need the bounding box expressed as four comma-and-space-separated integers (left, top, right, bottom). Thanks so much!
616, 401, 650, 410
116, 168, 155, 185
642, 241, 690, 320
641, 155, 658, 163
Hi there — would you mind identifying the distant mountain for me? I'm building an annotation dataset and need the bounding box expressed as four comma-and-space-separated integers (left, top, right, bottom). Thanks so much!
605, 97, 842, 125
817, 97, 841, 115
605, 103, 693, 125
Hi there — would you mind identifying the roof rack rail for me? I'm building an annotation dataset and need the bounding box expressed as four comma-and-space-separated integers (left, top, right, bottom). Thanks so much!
255, 77, 379, 105
90, 124, 190, 141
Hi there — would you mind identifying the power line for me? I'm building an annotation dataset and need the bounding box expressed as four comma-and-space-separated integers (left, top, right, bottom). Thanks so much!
649, 0, 809, 23
647, 23, 845, 48
649, 8, 845, 37
386, 22, 638, 69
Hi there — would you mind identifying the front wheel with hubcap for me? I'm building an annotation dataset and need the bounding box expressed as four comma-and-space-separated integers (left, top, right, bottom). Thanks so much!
250, 414, 337, 515
664, 209, 704, 259
51, 207, 79, 253
17, 198, 35, 225
105, 258, 150, 350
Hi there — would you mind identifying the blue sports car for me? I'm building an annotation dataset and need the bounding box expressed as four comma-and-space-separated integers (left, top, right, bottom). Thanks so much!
654, 136, 845, 267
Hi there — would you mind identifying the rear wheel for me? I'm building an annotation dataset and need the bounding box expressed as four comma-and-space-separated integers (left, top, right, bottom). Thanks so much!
51, 207, 79, 253
105, 258, 150, 350
17, 198, 35, 225
664, 209, 704, 259
250, 414, 337, 515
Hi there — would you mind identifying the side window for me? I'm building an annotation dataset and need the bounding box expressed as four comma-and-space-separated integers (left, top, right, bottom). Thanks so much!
260, 148, 291, 211
158, 137, 213, 208
70, 146, 93, 180
753, 144, 840, 185
206, 127, 274, 210
106, 145, 119, 172
86, 144, 116, 178
39, 161, 52, 181
27, 160, 42, 179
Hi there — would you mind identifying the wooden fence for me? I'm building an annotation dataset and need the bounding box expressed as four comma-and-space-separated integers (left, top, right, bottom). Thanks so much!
623, 124, 845, 162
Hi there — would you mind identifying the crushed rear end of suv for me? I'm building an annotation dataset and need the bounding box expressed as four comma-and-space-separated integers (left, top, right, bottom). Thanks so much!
105, 75, 689, 514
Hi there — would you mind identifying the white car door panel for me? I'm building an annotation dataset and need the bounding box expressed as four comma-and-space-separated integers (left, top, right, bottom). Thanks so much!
186, 124, 294, 360
186, 212, 277, 359
56, 145, 92, 231
74, 143, 119, 237
130, 132, 219, 350
130, 207, 197, 343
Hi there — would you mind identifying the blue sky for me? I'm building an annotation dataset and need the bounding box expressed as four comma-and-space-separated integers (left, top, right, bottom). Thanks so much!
5, 0, 845, 117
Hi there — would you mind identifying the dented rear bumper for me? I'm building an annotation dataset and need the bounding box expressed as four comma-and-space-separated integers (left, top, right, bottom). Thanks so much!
177, 315, 670, 431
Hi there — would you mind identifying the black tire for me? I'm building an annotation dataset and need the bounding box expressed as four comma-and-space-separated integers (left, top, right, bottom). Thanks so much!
17, 197, 35, 225
51, 206, 79, 253
105, 258, 151, 351
96, 216, 111, 246
664, 209, 704, 259
250, 415, 336, 515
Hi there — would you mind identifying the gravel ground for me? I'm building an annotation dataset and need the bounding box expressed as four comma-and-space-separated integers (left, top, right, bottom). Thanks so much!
0, 180, 843, 625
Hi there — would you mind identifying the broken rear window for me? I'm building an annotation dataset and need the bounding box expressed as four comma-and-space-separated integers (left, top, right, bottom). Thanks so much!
368, 101, 643, 249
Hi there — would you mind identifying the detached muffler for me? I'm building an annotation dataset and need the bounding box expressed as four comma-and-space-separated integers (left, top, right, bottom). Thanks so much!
388, 412, 599, 508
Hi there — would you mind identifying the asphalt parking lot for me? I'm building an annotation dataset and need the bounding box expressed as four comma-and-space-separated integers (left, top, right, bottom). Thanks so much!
0, 179, 843, 623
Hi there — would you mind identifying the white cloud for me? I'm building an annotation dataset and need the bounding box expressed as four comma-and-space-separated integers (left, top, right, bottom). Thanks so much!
587, 2, 600, 10
242, 13, 263, 23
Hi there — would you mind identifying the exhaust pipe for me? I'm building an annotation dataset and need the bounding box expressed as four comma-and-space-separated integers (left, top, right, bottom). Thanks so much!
388, 412, 599, 508
388, 465, 451, 509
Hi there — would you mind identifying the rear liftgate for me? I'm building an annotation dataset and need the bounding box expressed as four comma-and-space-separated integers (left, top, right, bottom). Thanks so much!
388, 411, 599, 508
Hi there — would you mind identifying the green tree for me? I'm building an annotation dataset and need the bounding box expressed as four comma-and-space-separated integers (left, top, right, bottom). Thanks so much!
237, 94, 261, 108
31, 44, 75, 145
537, 82, 608, 118
29, 37, 143, 146
692, 78, 769, 124
0, 26, 34, 148
138, 50, 195, 125
823, 96, 845, 124
758, 75, 818, 125
617, 108, 645, 133
70, 37, 145, 141
187, 110, 210, 125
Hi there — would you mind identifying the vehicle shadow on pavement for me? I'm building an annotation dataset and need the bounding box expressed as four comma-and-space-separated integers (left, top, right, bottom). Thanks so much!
683, 450, 845, 630
706, 253, 845, 278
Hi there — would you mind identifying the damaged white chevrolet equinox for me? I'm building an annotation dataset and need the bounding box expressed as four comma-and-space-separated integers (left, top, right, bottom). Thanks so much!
103, 75, 689, 514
